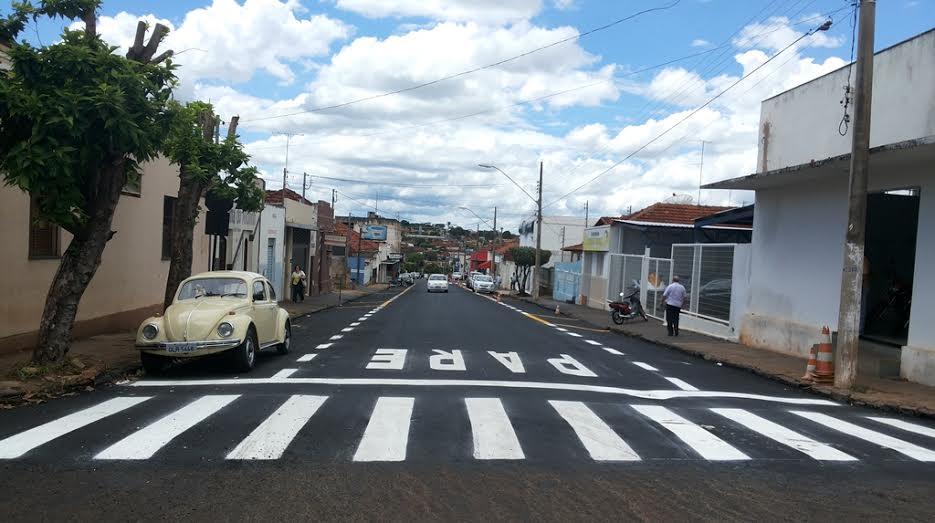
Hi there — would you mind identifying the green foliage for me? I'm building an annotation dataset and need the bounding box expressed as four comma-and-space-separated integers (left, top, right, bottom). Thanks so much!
501, 230, 514, 239
508, 246, 551, 267
424, 250, 438, 262
0, 2, 176, 230
424, 262, 445, 275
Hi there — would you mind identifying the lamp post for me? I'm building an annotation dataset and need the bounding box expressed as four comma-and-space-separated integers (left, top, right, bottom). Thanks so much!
459, 206, 498, 282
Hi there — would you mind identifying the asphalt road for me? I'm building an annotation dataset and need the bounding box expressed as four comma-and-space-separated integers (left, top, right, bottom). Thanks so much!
2, 281, 935, 521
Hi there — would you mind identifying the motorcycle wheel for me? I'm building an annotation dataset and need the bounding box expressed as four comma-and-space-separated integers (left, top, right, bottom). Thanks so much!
611, 310, 625, 325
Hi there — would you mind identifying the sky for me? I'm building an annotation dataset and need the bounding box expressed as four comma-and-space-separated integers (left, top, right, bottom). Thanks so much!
8, 0, 935, 232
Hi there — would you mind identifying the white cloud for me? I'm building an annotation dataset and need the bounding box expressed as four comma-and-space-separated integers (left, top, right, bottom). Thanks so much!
335, 0, 543, 24
733, 16, 842, 52
691, 38, 710, 47
554, 0, 577, 10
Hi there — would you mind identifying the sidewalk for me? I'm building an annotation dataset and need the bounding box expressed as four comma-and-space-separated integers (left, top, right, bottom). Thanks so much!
280, 283, 390, 317
507, 292, 935, 418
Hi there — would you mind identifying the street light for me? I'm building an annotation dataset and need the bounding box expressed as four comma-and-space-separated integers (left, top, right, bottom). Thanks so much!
478, 164, 537, 203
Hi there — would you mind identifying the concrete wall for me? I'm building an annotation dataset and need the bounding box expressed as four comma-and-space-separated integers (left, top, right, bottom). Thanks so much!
0, 156, 210, 353
904, 181, 935, 385
519, 216, 586, 268
257, 205, 286, 297
759, 30, 935, 173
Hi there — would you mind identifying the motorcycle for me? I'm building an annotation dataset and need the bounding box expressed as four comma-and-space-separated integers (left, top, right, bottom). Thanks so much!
608, 283, 648, 324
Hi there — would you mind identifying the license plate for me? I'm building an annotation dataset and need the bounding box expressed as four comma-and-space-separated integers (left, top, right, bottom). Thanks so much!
167, 343, 199, 353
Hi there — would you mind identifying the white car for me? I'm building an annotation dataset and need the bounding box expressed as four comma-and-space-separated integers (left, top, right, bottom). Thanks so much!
451, 272, 462, 281
472, 274, 495, 294
427, 273, 449, 293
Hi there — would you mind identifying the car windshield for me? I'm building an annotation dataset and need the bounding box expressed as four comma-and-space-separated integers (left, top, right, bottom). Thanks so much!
429, 275, 446, 281
475, 276, 493, 283
177, 278, 248, 300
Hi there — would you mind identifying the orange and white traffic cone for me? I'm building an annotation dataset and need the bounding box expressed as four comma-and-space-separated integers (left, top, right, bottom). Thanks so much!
813, 326, 835, 384
802, 344, 818, 381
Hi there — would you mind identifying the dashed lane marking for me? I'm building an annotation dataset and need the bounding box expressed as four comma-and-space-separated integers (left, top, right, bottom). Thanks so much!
664, 377, 698, 391
341, 327, 354, 332
329, 335, 343, 341
350, 322, 361, 326
603, 347, 625, 355
315, 343, 333, 350
296, 354, 317, 363
566, 332, 583, 338
584, 340, 602, 346
632, 362, 659, 372
272, 369, 298, 379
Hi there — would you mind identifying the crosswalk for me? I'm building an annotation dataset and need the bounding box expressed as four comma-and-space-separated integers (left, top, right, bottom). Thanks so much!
1, 394, 934, 464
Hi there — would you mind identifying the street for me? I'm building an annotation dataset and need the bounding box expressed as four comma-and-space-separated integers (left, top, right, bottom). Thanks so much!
2, 281, 935, 521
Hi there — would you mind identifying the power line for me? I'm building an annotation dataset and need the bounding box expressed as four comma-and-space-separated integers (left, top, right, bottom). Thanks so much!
544, 18, 833, 210
240, 1, 682, 124
310, 173, 505, 188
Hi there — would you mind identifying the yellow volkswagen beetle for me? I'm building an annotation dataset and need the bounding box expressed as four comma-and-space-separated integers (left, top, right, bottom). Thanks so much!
136, 271, 291, 373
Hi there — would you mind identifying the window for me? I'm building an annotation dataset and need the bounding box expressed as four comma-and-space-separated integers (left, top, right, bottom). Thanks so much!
176, 278, 247, 300
29, 197, 60, 259
266, 282, 277, 301
162, 196, 176, 260
122, 173, 142, 197
252, 281, 266, 302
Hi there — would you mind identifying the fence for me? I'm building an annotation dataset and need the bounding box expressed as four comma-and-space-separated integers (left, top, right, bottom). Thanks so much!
608, 254, 643, 303
670, 244, 735, 324
644, 257, 672, 319
552, 261, 581, 303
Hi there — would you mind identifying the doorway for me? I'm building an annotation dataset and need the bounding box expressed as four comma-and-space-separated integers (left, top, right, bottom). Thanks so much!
863, 189, 919, 347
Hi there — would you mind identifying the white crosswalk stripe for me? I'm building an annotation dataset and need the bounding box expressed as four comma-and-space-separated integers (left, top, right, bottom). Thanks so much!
664, 377, 698, 391
353, 397, 415, 462
464, 398, 524, 460
632, 405, 749, 461
95, 395, 239, 460
0, 397, 151, 459
550, 400, 640, 461
711, 408, 856, 461
227, 395, 327, 460
296, 354, 317, 362
791, 411, 935, 461
866, 417, 935, 439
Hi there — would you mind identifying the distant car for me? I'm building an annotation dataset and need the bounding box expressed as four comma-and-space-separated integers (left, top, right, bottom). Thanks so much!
452, 272, 462, 281
427, 274, 449, 293
466, 271, 483, 290
135, 271, 291, 374
472, 274, 495, 294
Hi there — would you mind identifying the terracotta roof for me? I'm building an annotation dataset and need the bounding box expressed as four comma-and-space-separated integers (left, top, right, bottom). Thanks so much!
620, 203, 735, 225
495, 238, 519, 255
562, 243, 583, 252
594, 216, 616, 226
334, 222, 379, 255
265, 188, 314, 206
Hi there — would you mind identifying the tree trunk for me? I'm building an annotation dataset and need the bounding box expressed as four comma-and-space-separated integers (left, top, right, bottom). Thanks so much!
32, 161, 126, 365
163, 173, 204, 311
519, 267, 530, 296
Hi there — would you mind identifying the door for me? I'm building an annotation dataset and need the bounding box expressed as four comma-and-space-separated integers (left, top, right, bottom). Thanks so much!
251, 279, 276, 344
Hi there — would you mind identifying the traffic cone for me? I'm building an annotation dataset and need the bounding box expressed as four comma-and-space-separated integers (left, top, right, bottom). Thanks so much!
802, 344, 818, 380
813, 326, 834, 384
555, 304, 561, 316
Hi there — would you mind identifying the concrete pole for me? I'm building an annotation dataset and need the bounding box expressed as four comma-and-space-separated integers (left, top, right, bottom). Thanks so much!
533, 161, 543, 300
492, 206, 497, 284
835, 0, 875, 389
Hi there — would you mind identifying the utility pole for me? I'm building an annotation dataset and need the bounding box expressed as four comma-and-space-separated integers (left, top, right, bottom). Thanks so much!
355, 218, 363, 289
584, 200, 589, 228
491, 206, 498, 282
560, 226, 566, 263
533, 161, 544, 300
698, 140, 707, 205
835, 0, 876, 389
302, 172, 308, 200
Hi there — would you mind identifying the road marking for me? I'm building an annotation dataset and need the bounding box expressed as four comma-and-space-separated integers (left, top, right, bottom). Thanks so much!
315, 343, 333, 350
359, 318, 369, 322
866, 417, 935, 439
350, 322, 361, 326
632, 362, 659, 372
464, 398, 524, 460
272, 369, 298, 378
791, 411, 935, 461
341, 327, 354, 332
711, 408, 856, 461
129, 379, 839, 405
632, 405, 750, 461
95, 395, 239, 460
584, 340, 602, 346
664, 377, 698, 391
0, 397, 151, 459
226, 395, 327, 460
566, 332, 583, 338
330, 335, 343, 340
521, 311, 556, 328
555, 327, 568, 332
602, 347, 624, 355
550, 400, 640, 461
296, 354, 317, 362
353, 397, 415, 462
367, 348, 407, 370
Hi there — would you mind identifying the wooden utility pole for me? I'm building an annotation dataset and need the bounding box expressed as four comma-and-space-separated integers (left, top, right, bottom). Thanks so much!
533, 161, 544, 300
835, 0, 875, 389
560, 226, 566, 263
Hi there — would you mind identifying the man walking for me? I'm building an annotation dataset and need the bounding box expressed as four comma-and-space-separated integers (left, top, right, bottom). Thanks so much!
662, 275, 686, 336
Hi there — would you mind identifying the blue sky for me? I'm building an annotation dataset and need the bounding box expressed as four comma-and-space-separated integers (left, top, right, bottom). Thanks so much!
6, 0, 935, 228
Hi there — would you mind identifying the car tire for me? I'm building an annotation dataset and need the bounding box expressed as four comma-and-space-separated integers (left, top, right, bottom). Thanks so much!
231, 327, 258, 373
140, 352, 168, 375
277, 321, 291, 355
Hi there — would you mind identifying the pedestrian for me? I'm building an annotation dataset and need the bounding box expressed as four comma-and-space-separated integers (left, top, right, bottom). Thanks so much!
662, 275, 686, 337
510, 273, 518, 292
291, 265, 306, 303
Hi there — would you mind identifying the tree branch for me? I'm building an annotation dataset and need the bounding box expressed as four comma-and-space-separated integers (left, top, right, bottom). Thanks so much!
226, 116, 239, 140
139, 23, 170, 63
127, 21, 146, 60
151, 50, 173, 64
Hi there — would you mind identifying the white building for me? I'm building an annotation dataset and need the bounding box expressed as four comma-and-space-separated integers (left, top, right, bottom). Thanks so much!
518, 216, 586, 266
256, 203, 286, 297
706, 29, 935, 386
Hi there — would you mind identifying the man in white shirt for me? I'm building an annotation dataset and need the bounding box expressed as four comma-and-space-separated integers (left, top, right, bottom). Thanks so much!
662, 275, 687, 336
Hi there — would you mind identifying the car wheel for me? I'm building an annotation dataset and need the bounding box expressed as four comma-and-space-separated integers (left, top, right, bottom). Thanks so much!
140, 352, 168, 375
277, 321, 291, 355
231, 327, 258, 372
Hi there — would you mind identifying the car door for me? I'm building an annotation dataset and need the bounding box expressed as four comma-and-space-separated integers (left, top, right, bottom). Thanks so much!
251, 280, 275, 344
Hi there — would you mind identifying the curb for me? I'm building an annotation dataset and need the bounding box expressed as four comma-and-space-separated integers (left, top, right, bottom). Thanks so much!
286, 286, 390, 321
508, 296, 934, 420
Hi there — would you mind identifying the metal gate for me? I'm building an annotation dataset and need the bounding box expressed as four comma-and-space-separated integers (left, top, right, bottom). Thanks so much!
670, 244, 735, 324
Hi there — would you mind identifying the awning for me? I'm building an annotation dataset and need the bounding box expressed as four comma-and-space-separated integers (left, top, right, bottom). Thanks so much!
476, 260, 492, 270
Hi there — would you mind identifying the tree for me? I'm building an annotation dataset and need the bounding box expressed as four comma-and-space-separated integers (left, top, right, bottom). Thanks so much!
508, 247, 551, 296
0, 2, 176, 365
424, 250, 438, 262
162, 102, 263, 310
403, 252, 425, 274
424, 262, 445, 275
501, 230, 515, 239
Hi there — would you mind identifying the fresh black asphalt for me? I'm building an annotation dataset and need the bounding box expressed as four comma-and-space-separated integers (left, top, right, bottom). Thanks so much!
1, 280, 934, 521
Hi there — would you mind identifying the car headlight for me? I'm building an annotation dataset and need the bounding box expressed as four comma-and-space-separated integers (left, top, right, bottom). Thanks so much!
142, 324, 158, 340
217, 322, 234, 338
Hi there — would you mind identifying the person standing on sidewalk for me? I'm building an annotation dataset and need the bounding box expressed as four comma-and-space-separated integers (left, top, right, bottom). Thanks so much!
291, 265, 307, 303
662, 275, 686, 337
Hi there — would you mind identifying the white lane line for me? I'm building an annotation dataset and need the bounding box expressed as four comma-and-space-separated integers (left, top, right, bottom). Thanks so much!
602, 347, 624, 355
0, 397, 151, 459
272, 369, 298, 379
567, 332, 583, 338
867, 417, 935, 439
226, 395, 327, 460
584, 340, 602, 346
353, 397, 415, 462
95, 395, 239, 460
555, 327, 568, 332
664, 377, 699, 391
296, 354, 317, 363
350, 322, 361, 327
341, 327, 354, 332
315, 343, 333, 350
464, 398, 524, 460
329, 335, 343, 340
550, 400, 640, 461
128, 378, 839, 405
632, 405, 749, 461
632, 362, 659, 372
711, 408, 856, 461
791, 411, 935, 461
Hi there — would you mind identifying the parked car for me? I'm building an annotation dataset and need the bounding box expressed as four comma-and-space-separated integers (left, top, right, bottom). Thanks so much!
427, 273, 449, 293
466, 271, 483, 290
472, 274, 496, 294
452, 272, 462, 281
135, 271, 291, 374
